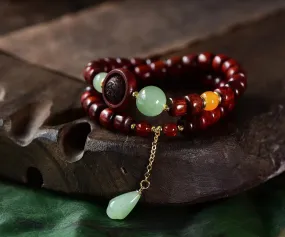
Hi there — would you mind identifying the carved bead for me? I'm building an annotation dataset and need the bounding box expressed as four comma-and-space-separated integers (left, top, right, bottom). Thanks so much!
169, 98, 187, 117
113, 115, 134, 133
89, 102, 107, 120
184, 93, 204, 114
99, 108, 115, 128
136, 122, 152, 137
214, 87, 235, 108
212, 54, 228, 72
102, 69, 137, 111
163, 123, 178, 137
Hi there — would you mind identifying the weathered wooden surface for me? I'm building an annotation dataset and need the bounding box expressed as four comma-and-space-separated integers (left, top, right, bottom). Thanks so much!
0, 11, 285, 204
0, 0, 101, 35
0, 0, 285, 78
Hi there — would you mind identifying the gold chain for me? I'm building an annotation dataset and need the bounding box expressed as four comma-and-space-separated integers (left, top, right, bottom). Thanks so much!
138, 126, 162, 194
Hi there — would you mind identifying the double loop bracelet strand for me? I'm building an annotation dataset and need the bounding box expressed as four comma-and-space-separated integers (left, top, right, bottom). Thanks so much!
81, 53, 247, 220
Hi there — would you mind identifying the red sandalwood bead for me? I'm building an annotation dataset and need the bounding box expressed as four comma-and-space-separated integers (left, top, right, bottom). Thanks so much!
81, 91, 93, 103
113, 114, 134, 133
83, 63, 101, 84
89, 102, 107, 120
99, 108, 115, 128
226, 65, 244, 78
226, 80, 246, 98
184, 94, 204, 115
197, 52, 214, 69
134, 65, 152, 81
150, 60, 167, 79
81, 96, 100, 111
221, 59, 238, 73
136, 122, 152, 137
214, 87, 235, 107
200, 108, 221, 129
182, 54, 198, 73
166, 56, 183, 78
163, 123, 178, 137
212, 54, 228, 72
228, 74, 247, 88
130, 58, 145, 66
169, 98, 187, 116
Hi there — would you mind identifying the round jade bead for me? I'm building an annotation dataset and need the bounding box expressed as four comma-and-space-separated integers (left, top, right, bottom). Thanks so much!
93, 72, 107, 93
136, 86, 167, 117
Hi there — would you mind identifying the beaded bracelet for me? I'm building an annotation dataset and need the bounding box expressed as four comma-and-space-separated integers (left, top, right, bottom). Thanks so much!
81, 53, 247, 220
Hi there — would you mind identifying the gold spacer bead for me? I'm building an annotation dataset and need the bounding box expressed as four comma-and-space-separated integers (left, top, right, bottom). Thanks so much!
214, 91, 222, 104
151, 126, 162, 132
163, 104, 170, 111
132, 91, 139, 98
177, 125, 184, 132
131, 124, 136, 130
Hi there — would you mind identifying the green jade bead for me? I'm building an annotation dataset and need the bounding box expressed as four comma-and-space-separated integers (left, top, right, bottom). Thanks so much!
106, 191, 141, 220
93, 72, 107, 93
136, 86, 167, 117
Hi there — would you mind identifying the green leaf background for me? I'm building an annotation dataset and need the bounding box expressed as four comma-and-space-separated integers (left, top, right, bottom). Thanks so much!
1, 174, 285, 237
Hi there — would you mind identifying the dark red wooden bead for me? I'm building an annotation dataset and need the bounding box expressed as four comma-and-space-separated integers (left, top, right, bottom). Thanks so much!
197, 52, 214, 69
221, 59, 238, 74
182, 54, 198, 73
199, 108, 221, 129
217, 80, 227, 88
136, 122, 152, 137
89, 102, 107, 120
81, 96, 101, 111
113, 114, 134, 133
228, 74, 247, 88
85, 86, 94, 92
145, 58, 155, 65
134, 65, 153, 81
179, 116, 199, 133
116, 58, 132, 69
99, 108, 115, 128
226, 65, 244, 78
169, 98, 187, 116
226, 80, 246, 98
163, 123, 178, 137
150, 60, 167, 79
81, 91, 93, 103
130, 58, 145, 66
184, 94, 204, 115
83, 62, 102, 84
214, 87, 235, 107
166, 56, 183, 78
212, 54, 228, 72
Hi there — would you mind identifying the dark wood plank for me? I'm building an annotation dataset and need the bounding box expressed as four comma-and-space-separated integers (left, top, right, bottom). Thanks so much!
0, 0, 103, 35
0, 0, 284, 78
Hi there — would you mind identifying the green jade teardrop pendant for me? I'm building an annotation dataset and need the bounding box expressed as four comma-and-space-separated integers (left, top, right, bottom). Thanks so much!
106, 126, 162, 220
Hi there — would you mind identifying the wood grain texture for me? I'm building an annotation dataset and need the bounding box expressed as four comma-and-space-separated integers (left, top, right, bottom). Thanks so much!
0, 0, 285, 78
0, 0, 102, 35
1, 11, 285, 204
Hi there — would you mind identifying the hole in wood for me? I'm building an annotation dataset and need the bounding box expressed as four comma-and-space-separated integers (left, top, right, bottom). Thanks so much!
61, 122, 91, 163
9, 100, 52, 146
45, 108, 86, 126
26, 167, 43, 188
121, 167, 128, 175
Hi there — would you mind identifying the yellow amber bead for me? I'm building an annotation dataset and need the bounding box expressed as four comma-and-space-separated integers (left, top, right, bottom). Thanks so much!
201, 91, 220, 111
